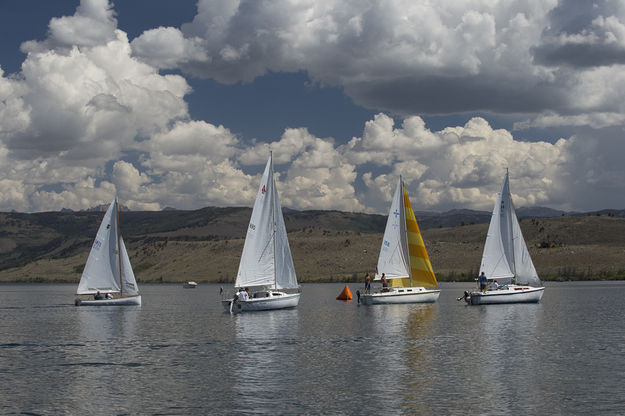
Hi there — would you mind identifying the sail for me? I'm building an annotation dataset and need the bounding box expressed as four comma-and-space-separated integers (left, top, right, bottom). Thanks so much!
120, 237, 139, 296
480, 174, 515, 283
375, 179, 410, 281
271, 170, 298, 289
235, 154, 298, 289
375, 178, 438, 288
510, 200, 541, 286
480, 172, 540, 286
403, 185, 438, 288
76, 200, 121, 295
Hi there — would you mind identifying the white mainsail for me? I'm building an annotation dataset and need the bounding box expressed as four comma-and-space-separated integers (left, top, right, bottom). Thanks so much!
480, 172, 540, 286
375, 179, 410, 280
235, 154, 298, 290
76, 198, 139, 296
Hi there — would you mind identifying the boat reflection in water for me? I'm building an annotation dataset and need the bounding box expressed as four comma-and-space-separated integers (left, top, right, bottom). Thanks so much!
64, 307, 140, 409
232, 309, 300, 412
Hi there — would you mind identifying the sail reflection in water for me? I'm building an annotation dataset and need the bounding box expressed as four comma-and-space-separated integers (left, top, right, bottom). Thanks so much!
402, 305, 439, 414
474, 304, 544, 408
2, 282, 625, 414
358, 304, 437, 414
232, 310, 301, 411
64, 307, 141, 409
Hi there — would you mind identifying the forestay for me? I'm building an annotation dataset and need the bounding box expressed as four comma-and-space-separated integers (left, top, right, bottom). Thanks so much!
235, 154, 298, 290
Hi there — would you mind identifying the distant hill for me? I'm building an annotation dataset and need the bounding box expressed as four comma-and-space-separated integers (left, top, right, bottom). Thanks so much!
516, 206, 566, 218
0, 206, 624, 283
60, 204, 132, 212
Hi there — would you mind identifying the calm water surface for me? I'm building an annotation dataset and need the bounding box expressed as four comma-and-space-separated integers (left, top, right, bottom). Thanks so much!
1, 281, 624, 415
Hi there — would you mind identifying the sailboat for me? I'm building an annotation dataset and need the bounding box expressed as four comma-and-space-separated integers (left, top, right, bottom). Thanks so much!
461, 170, 544, 305
74, 198, 141, 306
359, 177, 440, 305
221, 153, 301, 312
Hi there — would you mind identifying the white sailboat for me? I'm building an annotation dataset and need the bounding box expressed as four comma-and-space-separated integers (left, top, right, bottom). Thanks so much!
462, 171, 544, 305
74, 198, 141, 306
221, 153, 301, 313
359, 177, 440, 305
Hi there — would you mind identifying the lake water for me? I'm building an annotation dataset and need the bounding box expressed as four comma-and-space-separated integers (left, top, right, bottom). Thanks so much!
1, 281, 624, 415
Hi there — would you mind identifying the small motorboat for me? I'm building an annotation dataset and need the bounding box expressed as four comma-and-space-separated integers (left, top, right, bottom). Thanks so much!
183, 281, 198, 288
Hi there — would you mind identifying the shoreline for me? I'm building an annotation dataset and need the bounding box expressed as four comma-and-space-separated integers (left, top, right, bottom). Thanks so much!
1, 276, 624, 284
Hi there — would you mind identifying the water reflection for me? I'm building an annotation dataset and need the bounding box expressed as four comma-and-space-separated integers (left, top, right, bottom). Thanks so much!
76, 306, 139, 341
65, 307, 140, 412
400, 305, 436, 413
232, 309, 301, 412
3, 282, 625, 414
355, 304, 437, 414
465, 303, 544, 414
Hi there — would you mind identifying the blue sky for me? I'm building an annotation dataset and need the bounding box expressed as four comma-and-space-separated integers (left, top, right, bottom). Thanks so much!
1, 0, 625, 213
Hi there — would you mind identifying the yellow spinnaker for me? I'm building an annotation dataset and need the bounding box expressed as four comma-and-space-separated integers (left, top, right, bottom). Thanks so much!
392, 185, 437, 288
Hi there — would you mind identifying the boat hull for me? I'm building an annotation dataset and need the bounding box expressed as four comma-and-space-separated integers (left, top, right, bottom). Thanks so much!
465, 285, 544, 305
359, 287, 440, 305
221, 292, 300, 313
75, 295, 142, 306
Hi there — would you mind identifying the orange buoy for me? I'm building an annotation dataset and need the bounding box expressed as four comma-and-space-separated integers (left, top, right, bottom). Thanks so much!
336, 284, 353, 301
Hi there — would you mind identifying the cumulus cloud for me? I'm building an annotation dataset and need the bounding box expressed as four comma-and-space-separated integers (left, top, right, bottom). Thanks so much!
21, 0, 118, 53
0, 0, 192, 210
236, 128, 363, 211
2, 0, 625, 215
344, 114, 565, 212
531, 0, 625, 67
128, 0, 625, 130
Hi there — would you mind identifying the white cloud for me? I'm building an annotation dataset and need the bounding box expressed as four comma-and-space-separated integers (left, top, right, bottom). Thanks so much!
344, 114, 567, 212
127, 0, 625, 132
2, 0, 625, 215
130, 26, 208, 69
237, 128, 364, 212
0, 0, 193, 211
21, 0, 118, 53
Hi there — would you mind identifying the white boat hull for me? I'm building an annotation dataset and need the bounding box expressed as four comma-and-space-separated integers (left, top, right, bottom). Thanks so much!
75, 295, 142, 306
465, 285, 544, 305
359, 287, 440, 305
221, 292, 300, 313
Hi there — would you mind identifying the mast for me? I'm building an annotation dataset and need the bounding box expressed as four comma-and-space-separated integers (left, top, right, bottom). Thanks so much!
116, 197, 123, 297
400, 176, 413, 287
505, 169, 516, 283
270, 151, 277, 290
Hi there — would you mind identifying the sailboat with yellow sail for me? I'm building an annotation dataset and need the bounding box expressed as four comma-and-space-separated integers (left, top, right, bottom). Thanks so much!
360, 177, 440, 305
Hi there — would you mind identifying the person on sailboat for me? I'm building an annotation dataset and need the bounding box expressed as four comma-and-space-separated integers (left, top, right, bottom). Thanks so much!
94, 291, 103, 300
479, 272, 487, 291
238, 288, 249, 301
364, 273, 371, 294
381, 273, 389, 291
488, 279, 501, 290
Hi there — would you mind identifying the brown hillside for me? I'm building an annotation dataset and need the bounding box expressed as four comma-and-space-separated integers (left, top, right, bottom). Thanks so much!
0, 214, 624, 283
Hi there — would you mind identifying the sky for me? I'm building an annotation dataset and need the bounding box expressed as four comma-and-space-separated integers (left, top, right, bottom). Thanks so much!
1, 0, 625, 214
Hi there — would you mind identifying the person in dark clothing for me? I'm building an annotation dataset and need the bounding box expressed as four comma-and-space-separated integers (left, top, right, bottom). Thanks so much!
381, 273, 389, 291
479, 272, 488, 292
364, 273, 371, 294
